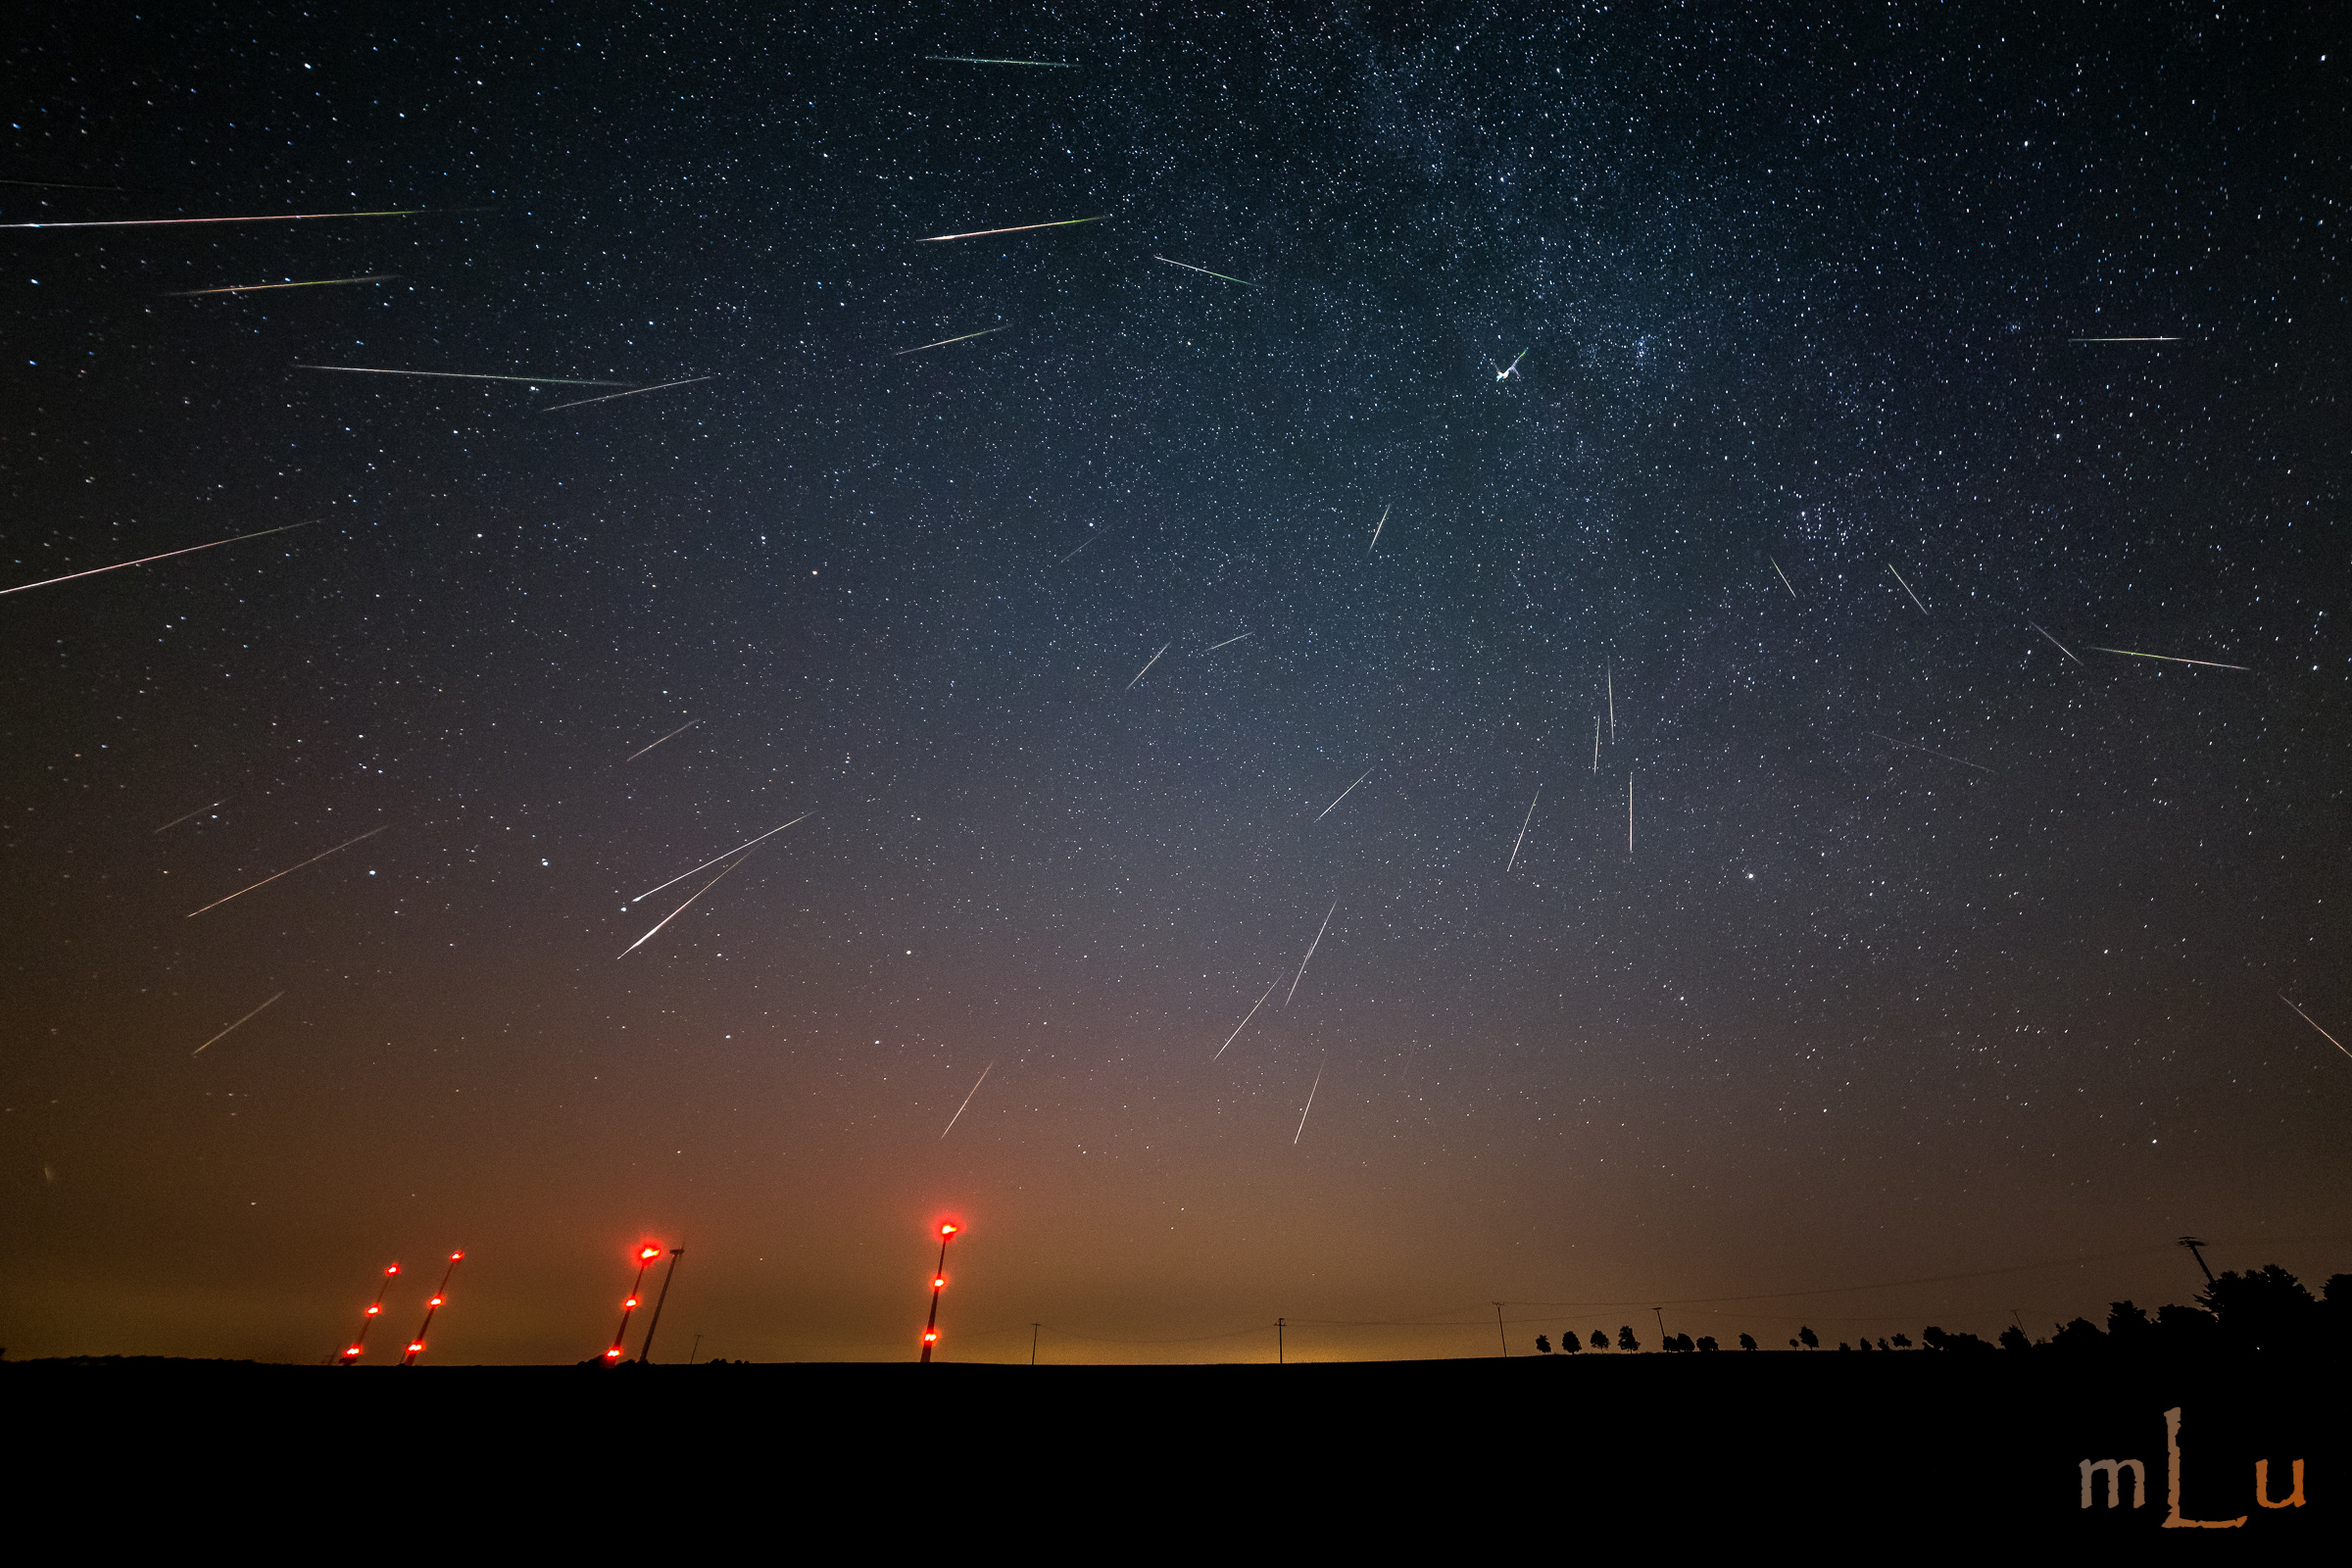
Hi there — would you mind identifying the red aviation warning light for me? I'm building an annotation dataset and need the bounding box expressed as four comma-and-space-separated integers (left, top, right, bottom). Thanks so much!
603, 1241, 664, 1364
639, 1246, 662, 1261
918, 1221, 961, 1364
400, 1250, 466, 1367
336, 1260, 403, 1365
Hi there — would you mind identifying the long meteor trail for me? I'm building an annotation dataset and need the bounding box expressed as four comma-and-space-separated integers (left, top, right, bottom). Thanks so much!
1506, 785, 1541, 872
1205, 631, 1252, 651
1153, 255, 1261, 288
297, 365, 626, 385
2085, 645, 2251, 671
185, 823, 391, 918
1315, 765, 1374, 822
2070, 336, 2180, 342
631, 814, 809, 904
1869, 731, 1996, 774
624, 717, 700, 762
940, 1062, 995, 1139
893, 326, 1008, 356
1, 519, 313, 598
2028, 620, 2085, 665
154, 800, 222, 835
618, 853, 753, 958
925, 56, 1078, 67
1214, 977, 1281, 1061
2280, 995, 2352, 1063
1295, 1056, 1326, 1145
1286, 902, 1337, 1006
1368, 505, 1389, 555
1770, 556, 1798, 599
543, 375, 714, 412
168, 274, 398, 296
192, 992, 283, 1056
1, 208, 421, 229
918, 215, 1105, 242
1126, 643, 1170, 691
1887, 564, 1929, 614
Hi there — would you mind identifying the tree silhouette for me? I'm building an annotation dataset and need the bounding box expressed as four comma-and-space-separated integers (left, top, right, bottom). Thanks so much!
1695, 1336, 1719, 1351
2155, 1301, 2220, 1351
1560, 1329, 1582, 1354
1738, 1333, 1757, 1350
2200, 1264, 2317, 1350
1589, 1329, 1608, 1350
1856, 1337, 1873, 1351
1889, 1334, 1911, 1348
1534, 1334, 1552, 1353
2106, 1300, 2154, 1349
1998, 1324, 2032, 1351
1920, 1325, 1994, 1351
1617, 1325, 1641, 1352
1796, 1325, 1819, 1350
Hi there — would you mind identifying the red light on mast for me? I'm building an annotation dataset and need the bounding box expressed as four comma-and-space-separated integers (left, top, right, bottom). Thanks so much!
940, 1224, 958, 1236
638, 1245, 662, 1260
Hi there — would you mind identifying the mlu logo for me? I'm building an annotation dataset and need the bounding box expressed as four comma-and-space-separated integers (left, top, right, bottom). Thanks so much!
2081, 1407, 2306, 1525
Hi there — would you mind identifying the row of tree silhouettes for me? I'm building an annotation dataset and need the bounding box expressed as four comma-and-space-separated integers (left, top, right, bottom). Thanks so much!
1530, 1262, 2350, 1355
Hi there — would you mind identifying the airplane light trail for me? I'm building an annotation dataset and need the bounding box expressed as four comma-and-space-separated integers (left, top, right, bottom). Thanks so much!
1153, 255, 1261, 288
192, 992, 284, 1056
2279, 995, 2352, 1063
1887, 564, 1929, 614
1, 208, 421, 229
1205, 631, 1252, 651
1314, 764, 1374, 822
924, 56, 1078, 67
185, 823, 391, 918
1214, 978, 1281, 1060
2027, 620, 2085, 665
1, 519, 314, 597
1506, 785, 1541, 872
1770, 556, 1798, 599
1287, 901, 1337, 1005
892, 327, 1008, 356
1869, 731, 1996, 774
1295, 1056, 1326, 1145
2084, 646, 2250, 671
940, 1062, 996, 1138
631, 814, 809, 904
543, 375, 714, 412
618, 853, 754, 958
1368, 505, 1390, 555
168, 274, 398, 296
917, 215, 1106, 242
154, 800, 222, 834
625, 717, 700, 762
1126, 642, 1171, 691
297, 365, 626, 385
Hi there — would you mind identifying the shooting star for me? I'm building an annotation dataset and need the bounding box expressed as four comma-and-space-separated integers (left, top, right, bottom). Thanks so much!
1294, 1055, 1327, 1145
154, 800, 222, 835
297, 365, 626, 385
2026, 620, 2084, 665
940, 1062, 996, 1138
2069, 336, 2180, 343
2279, 995, 2352, 1063
1286, 901, 1337, 1006
1506, 785, 1542, 873
1153, 255, 1261, 288
1314, 764, 1374, 822
2085, 646, 2250, 671
1368, 505, 1390, 556
1, 519, 313, 598
1592, 715, 1600, 774
617, 852, 754, 958
917, 215, 1105, 242
1205, 631, 1253, 651
0, 176, 125, 190
1607, 661, 1615, 741
631, 814, 809, 904
1869, 731, 1996, 774
191, 991, 284, 1056
167, 274, 398, 296
1770, 556, 1798, 600
1214, 977, 1281, 1061
1054, 525, 1116, 565
185, 823, 391, 918
924, 55, 1078, 68
1, 207, 423, 229
625, 717, 700, 762
1126, 642, 1171, 691
892, 326, 1008, 356
543, 375, 714, 412
1886, 564, 1929, 614
1628, 773, 1635, 855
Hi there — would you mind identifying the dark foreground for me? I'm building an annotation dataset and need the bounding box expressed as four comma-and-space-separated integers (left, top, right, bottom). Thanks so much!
9, 1354, 2336, 1546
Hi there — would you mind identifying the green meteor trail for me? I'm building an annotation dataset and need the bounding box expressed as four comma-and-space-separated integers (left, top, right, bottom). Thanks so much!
169, 274, 398, 296
918, 215, 1105, 242
925, 55, 1077, 68
1153, 255, 1261, 288
297, 365, 627, 385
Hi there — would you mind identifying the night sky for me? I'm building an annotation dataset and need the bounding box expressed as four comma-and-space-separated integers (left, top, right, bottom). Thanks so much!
3, 6, 2345, 1365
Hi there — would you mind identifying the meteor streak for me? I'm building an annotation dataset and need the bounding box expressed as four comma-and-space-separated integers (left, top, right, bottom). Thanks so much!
542, 375, 715, 412
2069, 336, 2180, 342
185, 823, 391, 917
1, 519, 313, 597
2027, 620, 2084, 665
1214, 977, 1281, 1060
1314, 764, 1374, 822
1606, 661, 1615, 741
1886, 564, 1929, 614
924, 56, 1078, 68
1, 208, 422, 229
1506, 785, 1541, 872
1628, 773, 1635, 854
917, 215, 1106, 242
297, 365, 626, 385
2279, 995, 2352, 1063
167, 274, 398, 296
2084, 646, 2250, 671
153, 800, 222, 834
940, 1062, 995, 1138
1153, 255, 1261, 288
1368, 505, 1389, 555
1126, 642, 1170, 691
1869, 731, 1995, 774
631, 814, 809, 904
1054, 526, 1115, 564
0, 176, 125, 190
1205, 631, 1252, 651
618, 852, 754, 958
1294, 1055, 1326, 1145
625, 717, 700, 762
1592, 716, 1600, 774
193, 992, 283, 1056
892, 326, 1008, 356
1286, 901, 1336, 1006
1770, 556, 1798, 599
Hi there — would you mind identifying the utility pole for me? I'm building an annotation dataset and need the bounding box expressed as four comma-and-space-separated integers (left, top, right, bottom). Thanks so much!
1651, 1306, 1666, 1347
1494, 1302, 1508, 1357
688, 1334, 703, 1365
638, 1248, 685, 1363
1277, 1317, 1286, 1365
1030, 1322, 1041, 1366
2178, 1236, 2216, 1286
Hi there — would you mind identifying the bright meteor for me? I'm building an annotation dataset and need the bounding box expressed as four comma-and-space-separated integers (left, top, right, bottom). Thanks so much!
1, 519, 313, 598
2279, 995, 2352, 1063
186, 823, 391, 918
2085, 646, 2250, 671
543, 375, 714, 412
1314, 764, 1374, 822
1126, 642, 1170, 691
1, 208, 421, 229
893, 326, 1008, 356
917, 215, 1106, 242
297, 365, 627, 386
940, 1062, 996, 1139
167, 274, 398, 296
193, 992, 284, 1056
631, 814, 809, 904
618, 853, 753, 958
1287, 901, 1337, 1006
1214, 977, 1281, 1061
924, 56, 1078, 68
